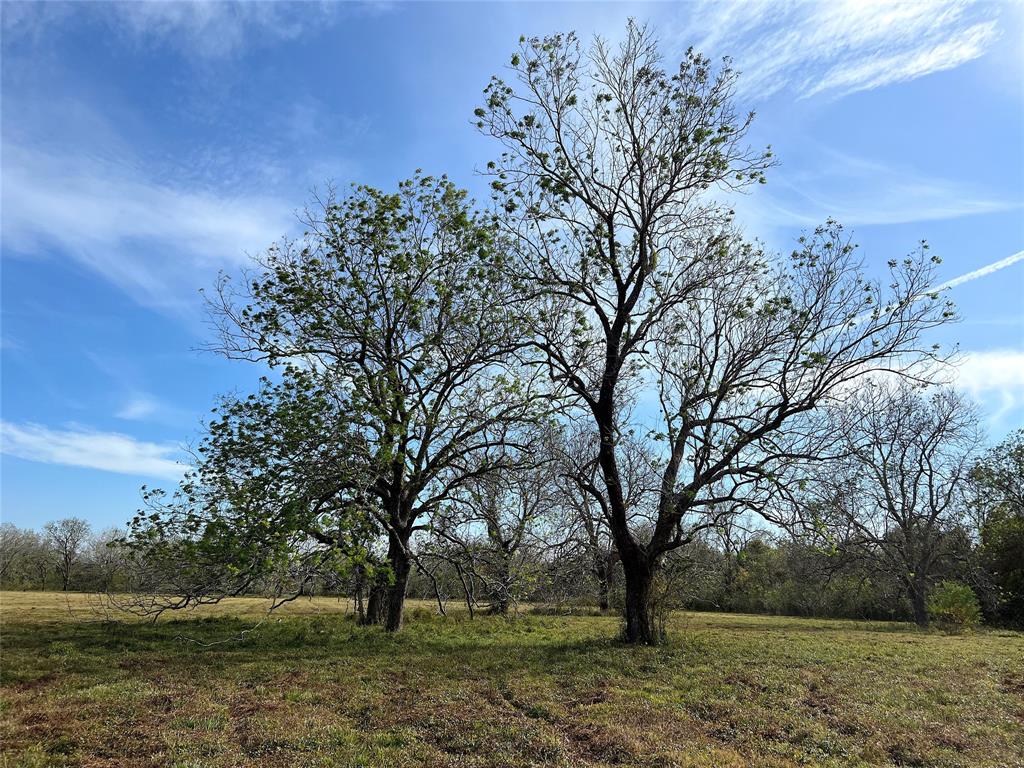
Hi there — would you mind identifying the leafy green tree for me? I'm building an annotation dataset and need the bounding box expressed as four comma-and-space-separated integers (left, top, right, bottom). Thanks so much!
122, 370, 376, 617
971, 429, 1024, 623
476, 22, 952, 643
203, 174, 545, 631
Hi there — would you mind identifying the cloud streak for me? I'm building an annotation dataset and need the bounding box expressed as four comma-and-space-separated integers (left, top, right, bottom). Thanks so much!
669, 0, 1002, 100
727, 148, 1018, 236
116, 395, 161, 422
114, 393, 198, 427
1, 421, 187, 480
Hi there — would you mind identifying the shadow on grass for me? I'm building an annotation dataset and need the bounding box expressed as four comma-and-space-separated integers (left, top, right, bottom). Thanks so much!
674, 614, 922, 635
8, 608, 999, 693
1, 611, 661, 688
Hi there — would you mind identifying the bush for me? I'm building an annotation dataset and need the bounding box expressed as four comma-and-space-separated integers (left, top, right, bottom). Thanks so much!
927, 581, 982, 631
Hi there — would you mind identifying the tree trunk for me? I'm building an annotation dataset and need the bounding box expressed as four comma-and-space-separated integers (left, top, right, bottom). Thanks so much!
353, 565, 366, 624
362, 531, 411, 629
597, 572, 610, 612
363, 582, 387, 625
489, 551, 512, 615
594, 552, 613, 612
622, 557, 660, 644
910, 581, 929, 628
384, 547, 411, 632
594, 397, 662, 643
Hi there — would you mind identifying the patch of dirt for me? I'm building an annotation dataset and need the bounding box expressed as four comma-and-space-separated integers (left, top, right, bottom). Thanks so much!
999, 670, 1024, 697
11, 672, 57, 692
563, 721, 635, 765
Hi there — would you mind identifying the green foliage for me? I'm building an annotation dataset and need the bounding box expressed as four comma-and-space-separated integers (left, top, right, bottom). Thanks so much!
982, 513, 1024, 620
120, 173, 543, 621
122, 368, 379, 605
972, 430, 1024, 624
221, 172, 536, 502
927, 581, 983, 631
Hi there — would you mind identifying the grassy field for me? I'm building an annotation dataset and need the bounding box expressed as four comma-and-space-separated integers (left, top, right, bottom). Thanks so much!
1, 592, 1022, 768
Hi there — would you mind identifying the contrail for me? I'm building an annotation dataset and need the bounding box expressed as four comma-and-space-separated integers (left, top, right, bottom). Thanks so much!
931, 250, 1024, 292
852, 249, 1023, 326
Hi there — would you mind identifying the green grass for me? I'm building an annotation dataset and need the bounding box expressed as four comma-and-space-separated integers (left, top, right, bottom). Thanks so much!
1, 592, 1022, 767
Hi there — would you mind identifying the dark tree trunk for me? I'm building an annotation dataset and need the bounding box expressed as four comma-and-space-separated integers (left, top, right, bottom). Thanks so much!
910, 581, 929, 628
595, 379, 668, 643
362, 530, 412, 629
384, 550, 411, 632
489, 551, 512, 615
353, 565, 367, 624
594, 551, 615, 612
597, 571, 610, 612
363, 581, 388, 626
621, 557, 660, 645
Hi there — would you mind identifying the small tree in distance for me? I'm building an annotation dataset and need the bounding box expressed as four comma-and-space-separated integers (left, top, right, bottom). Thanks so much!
43, 517, 91, 592
800, 385, 982, 627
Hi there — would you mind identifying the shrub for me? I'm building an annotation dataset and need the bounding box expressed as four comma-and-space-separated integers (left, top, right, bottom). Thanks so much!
927, 581, 982, 631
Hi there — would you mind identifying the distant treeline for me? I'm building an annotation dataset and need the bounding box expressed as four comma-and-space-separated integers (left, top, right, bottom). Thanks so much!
1, 519, 126, 594
4, 493, 1020, 629
405, 520, 1017, 628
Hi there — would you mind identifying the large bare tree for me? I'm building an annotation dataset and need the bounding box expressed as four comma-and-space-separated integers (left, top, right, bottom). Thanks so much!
476, 22, 953, 642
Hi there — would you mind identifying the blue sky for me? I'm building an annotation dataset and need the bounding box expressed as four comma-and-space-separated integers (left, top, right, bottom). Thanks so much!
2, 1, 1022, 531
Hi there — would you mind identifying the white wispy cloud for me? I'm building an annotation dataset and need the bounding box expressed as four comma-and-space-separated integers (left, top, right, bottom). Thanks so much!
2, 1, 391, 60
728, 148, 1018, 236
116, 396, 161, 421
668, 0, 1002, 100
1, 421, 187, 480
114, 393, 198, 427
1, 143, 295, 312
950, 350, 1024, 428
